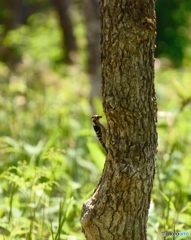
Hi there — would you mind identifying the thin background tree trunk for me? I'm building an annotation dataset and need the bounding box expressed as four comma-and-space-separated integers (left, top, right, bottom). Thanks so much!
81, 0, 157, 239
83, 0, 101, 113
52, 0, 78, 63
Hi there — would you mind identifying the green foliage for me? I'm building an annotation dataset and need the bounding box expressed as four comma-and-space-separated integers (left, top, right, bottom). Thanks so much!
0, 53, 104, 238
3, 12, 63, 66
0, 12, 99, 237
148, 68, 191, 239
156, 0, 191, 67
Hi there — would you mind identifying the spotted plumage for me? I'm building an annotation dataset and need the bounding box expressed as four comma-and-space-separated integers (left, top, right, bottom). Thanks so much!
91, 115, 107, 153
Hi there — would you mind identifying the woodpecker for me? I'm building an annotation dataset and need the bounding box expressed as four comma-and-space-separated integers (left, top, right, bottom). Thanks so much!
91, 115, 107, 153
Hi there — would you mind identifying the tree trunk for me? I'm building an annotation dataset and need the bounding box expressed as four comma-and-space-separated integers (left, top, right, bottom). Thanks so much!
83, 0, 101, 113
81, 0, 157, 239
52, 0, 78, 63
0, 0, 30, 65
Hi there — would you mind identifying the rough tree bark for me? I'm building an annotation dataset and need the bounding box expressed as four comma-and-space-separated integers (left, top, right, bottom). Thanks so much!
81, 0, 157, 239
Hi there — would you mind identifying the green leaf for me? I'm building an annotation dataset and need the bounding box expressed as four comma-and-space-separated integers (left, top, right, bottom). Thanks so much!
87, 141, 105, 171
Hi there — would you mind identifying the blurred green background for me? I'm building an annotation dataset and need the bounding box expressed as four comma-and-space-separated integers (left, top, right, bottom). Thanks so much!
0, 0, 191, 239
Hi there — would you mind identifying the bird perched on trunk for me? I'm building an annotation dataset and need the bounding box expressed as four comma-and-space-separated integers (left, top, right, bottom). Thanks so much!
91, 115, 107, 153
